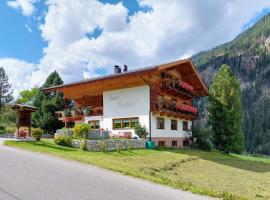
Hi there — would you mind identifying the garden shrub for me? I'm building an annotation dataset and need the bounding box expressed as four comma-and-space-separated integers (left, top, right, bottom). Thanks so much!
190, 127, 213, 151
73, 123, 90, 139
0, 125, 5, 134
5, 127, 16, 133
134, 123, 148, 138
54, 135, 72, 147
32, 128, 44, 141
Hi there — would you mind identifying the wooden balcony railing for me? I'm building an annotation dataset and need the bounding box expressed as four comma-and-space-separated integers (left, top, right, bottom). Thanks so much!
56, 106, 103, 122
160, 79, 194, 98
153, 100, 197, 119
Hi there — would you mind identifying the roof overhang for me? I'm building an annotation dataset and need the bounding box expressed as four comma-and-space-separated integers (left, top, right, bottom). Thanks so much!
41, 59, 208, 99
10, 104, 38, 112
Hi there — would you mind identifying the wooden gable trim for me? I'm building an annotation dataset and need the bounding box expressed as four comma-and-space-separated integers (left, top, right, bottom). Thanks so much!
157, 59, 208, 96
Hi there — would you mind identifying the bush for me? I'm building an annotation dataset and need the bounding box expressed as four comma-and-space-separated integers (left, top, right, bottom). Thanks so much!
5, 127, 16, 133
73, 123, 90, 139
54, 135, 72, 147
190, 127, 213, 151
0, 126, 5, 134
134, 123, 148, 139
32, 128, 44, 141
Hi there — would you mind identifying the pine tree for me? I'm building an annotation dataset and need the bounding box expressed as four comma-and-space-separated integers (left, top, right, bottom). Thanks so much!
32, 71, 65, 134
208, 64, 244, 153
0, 67, 13, 112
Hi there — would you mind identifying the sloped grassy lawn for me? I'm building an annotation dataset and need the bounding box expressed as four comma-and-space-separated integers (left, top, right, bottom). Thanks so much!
4, 140, 270, 200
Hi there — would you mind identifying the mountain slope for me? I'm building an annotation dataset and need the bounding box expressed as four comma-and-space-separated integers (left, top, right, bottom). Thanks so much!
192, 13, 270, 155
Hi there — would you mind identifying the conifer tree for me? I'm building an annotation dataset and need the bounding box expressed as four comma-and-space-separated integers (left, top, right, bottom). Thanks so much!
0, 67, 13, 112
208, 64, 244, 153
32, 71, 65, 134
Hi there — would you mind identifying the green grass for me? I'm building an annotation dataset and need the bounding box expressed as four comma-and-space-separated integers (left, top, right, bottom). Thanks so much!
4, 140, 270, 200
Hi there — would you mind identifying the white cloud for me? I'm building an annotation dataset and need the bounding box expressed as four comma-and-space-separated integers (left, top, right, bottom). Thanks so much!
3, 0, 270, 97
7, 0, 35, 16
0, 58, 38, 97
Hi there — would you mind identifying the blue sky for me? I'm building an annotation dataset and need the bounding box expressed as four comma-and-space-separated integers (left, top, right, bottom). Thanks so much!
0, 0, 270, 97
0, 0, 151, 63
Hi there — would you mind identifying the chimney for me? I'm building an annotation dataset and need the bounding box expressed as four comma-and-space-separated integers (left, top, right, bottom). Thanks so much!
123, 65, 128, 72
114, 65, 120, 74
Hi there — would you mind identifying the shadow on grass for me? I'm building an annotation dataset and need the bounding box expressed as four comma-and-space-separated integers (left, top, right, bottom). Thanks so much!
29, 141, 76, 152
103, 150, 140, 156
160, 147, 270, 173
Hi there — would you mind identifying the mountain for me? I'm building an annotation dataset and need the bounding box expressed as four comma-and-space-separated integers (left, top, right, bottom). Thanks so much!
191, 13, 270, 155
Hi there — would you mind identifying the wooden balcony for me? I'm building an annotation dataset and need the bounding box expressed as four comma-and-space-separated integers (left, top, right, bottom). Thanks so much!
56, 106, 103, 122
160, 79, 194, 99
152, 100, 197, 120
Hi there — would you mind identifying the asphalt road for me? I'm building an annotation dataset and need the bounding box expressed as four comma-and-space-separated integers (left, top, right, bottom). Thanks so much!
0, 139, 213, 200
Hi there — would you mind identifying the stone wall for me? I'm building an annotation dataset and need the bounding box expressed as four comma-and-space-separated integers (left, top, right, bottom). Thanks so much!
0, 133, 14, 138
72, 139, 146, 151
55, 129, 110, 140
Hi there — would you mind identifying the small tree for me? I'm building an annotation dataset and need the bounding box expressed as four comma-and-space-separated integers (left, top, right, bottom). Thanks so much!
134, 123, 148, 139
73, 123, 90, 139
31, 128, 44, 141
16, 87, 39, 105
208, 65, 244, 153
0, 67, 13, 113
189, 126, 213, 151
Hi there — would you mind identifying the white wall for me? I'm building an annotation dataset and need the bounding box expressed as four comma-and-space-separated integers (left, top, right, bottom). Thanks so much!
102, 85, 150, 136
150, 114, 191, 138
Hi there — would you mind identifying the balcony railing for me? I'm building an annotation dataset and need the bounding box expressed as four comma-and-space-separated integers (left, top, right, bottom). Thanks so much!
160, 79, 194, 98
56, 106, 103, 122
153, 100, 197, 119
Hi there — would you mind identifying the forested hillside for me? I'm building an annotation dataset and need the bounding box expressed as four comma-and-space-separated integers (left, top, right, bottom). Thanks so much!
192, 13, 270, 155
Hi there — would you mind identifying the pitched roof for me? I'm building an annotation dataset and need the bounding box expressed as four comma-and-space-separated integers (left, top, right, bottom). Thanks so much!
42, 59, 208, 97
10, 104, 38, 112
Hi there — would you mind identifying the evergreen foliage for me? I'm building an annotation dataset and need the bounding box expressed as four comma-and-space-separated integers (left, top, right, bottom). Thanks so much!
208, 65, 244, 153
190, 126, 213, 151
0, 67, 13, 112
192, 13, 270, 155
32, 71, 65, 134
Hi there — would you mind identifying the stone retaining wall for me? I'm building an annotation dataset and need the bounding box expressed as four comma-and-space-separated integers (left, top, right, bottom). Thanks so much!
72, 139, 146, 151
0, 133, 14, 138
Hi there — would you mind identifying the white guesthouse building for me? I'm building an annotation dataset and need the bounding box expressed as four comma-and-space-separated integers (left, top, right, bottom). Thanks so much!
43, 59, 208, 148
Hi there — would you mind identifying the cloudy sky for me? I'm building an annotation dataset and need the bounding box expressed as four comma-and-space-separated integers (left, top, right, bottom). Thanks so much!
1, 0, 270, 97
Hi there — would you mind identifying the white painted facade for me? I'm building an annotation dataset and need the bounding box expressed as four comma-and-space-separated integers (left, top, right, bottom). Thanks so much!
84, 85, 150, 137
150, 114, 191, 138
82, 85, 191, 140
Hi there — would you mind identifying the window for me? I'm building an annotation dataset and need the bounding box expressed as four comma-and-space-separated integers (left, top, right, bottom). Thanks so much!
157, 117, 165, 129
183, 121, 188, 131
183, 139, 190, 147
88, 120, 100, 130
171, 119, 177, 130
158, 141, 165, 147
113, 118, 139, 129
172, 140, 177, 147
156, 95, 164, 101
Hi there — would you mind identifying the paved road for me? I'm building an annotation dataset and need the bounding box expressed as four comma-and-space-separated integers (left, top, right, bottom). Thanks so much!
0, 139, 213, 200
